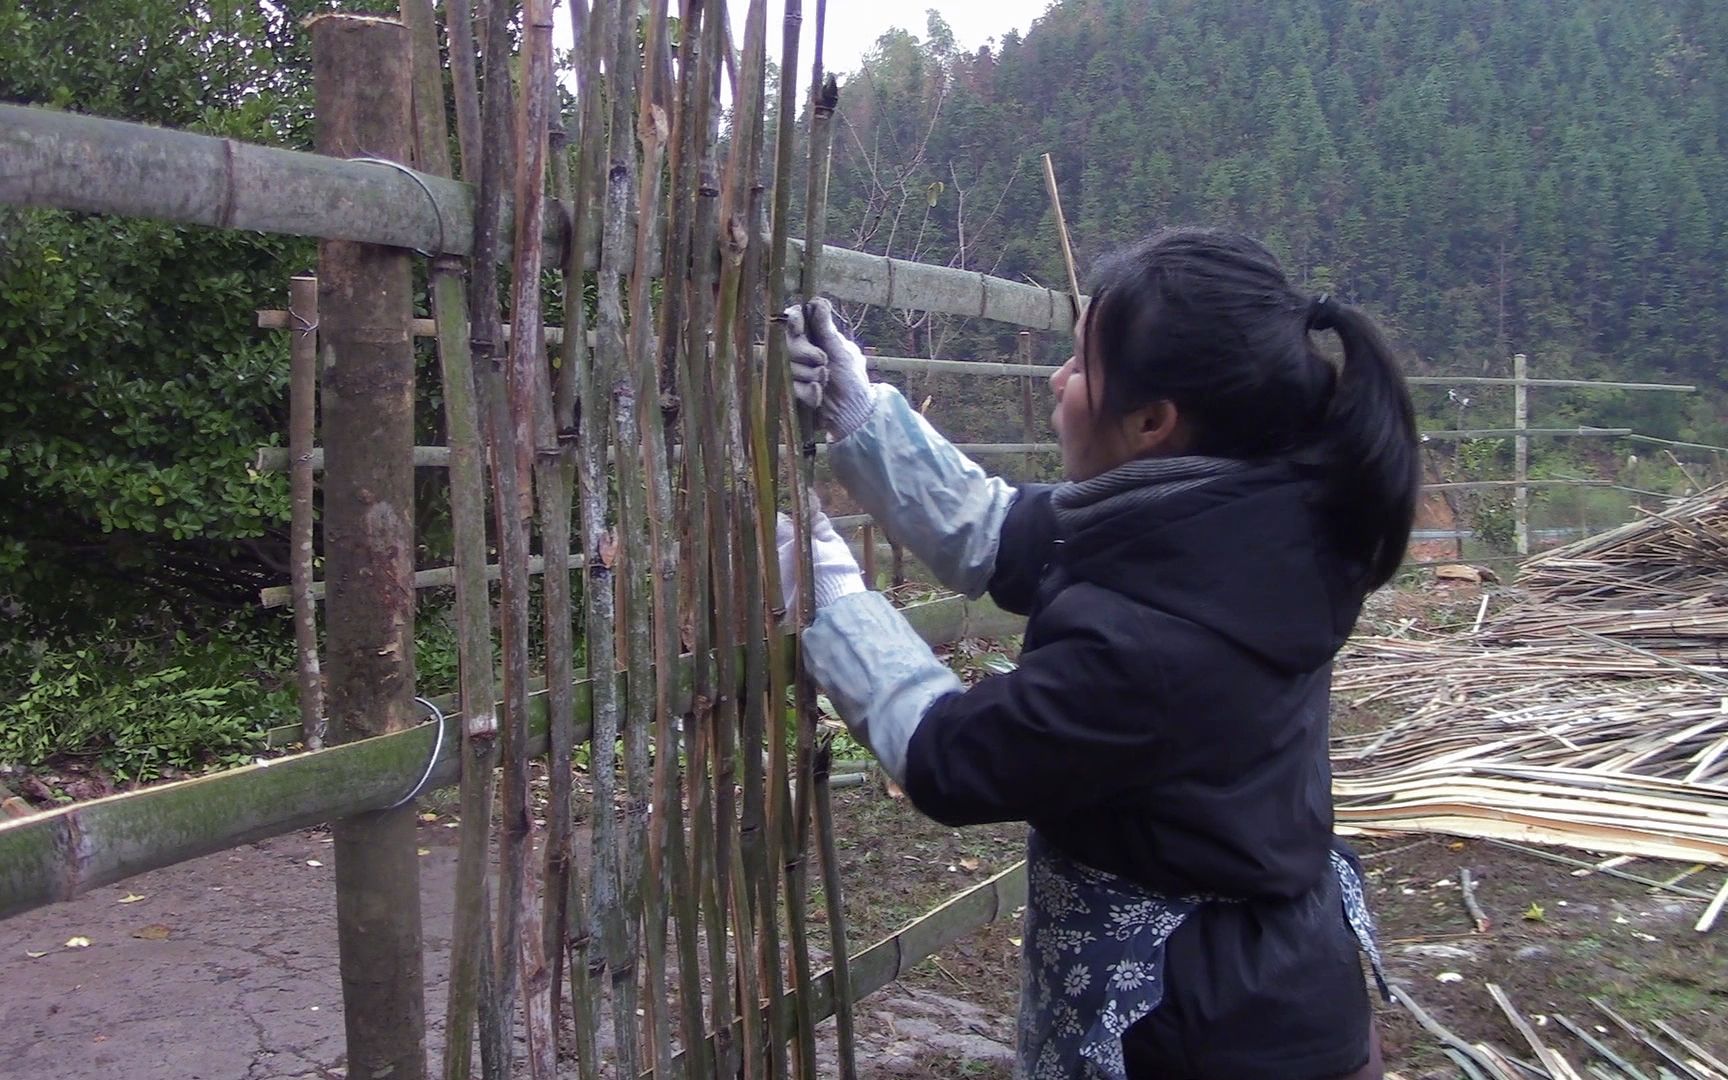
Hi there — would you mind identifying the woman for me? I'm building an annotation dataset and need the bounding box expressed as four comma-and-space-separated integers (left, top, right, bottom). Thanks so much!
777, 228, 1416, 1079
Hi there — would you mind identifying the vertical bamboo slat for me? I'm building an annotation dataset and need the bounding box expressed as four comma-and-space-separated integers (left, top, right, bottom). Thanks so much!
594, 0, 645, 1071
783, 6, 840, 1073
467, 0, 526, 1071
310, 15, 428, 1080
555, 0, 607, 1070
506, 1, 561, 1074
286, 275, 325, 752
400, 2, 502, 1075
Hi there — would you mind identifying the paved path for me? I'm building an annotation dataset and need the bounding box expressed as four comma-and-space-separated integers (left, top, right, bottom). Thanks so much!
0, 824, 1014, 1079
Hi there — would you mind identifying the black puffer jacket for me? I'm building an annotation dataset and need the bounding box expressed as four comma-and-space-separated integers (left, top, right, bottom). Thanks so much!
902, 462, 1378, 1078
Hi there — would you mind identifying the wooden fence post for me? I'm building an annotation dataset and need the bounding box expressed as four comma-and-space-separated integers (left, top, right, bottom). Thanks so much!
310, 15, 426, 1080
1515, 352, 1530, 557
288, 274, 325, 750
1019, 330, 1035, 481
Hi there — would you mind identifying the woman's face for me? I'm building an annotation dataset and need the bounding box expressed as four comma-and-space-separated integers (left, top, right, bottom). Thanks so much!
1050, 319, 1186, 481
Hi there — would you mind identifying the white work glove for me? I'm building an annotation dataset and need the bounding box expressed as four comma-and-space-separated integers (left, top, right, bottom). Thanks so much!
775, 509, 866, 615
784, 297, 874, 441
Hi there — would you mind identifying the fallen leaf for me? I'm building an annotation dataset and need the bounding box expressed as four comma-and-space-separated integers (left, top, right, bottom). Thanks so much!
1436, 972, 1464, 984
64, 936, 91, 948
1523, 902, 1545, 922
26, 950, 47, 959
117, 893, 145, 904
134, 924, 171, 941
1008, 937, 1023, 948
959, 858, 981, 871
418, 812, 439, 823
417, 848, 431, 857
1448, 841, 1466, 851
306, 859, 324, 867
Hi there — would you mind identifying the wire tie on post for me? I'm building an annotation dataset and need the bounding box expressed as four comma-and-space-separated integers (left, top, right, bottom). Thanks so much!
387, 696, 448, 810
349, 156, 448, 258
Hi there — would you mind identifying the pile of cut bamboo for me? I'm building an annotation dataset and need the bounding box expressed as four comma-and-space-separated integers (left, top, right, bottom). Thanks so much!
1333, 486, 1728, 865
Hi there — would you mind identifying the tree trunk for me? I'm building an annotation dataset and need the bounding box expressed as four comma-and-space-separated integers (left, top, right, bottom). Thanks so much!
310, 15, 426, 1080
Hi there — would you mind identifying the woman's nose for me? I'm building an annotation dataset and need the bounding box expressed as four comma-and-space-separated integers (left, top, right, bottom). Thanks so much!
1049, 357, 1073, 397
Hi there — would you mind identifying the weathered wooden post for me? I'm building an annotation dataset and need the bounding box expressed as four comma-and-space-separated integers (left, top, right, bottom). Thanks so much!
310, 15, 426, 1080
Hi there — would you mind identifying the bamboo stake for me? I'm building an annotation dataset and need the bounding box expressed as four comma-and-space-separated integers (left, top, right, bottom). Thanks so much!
620, 0, 682, 1069
401, 2, 502, 1075
787, 6, 844, 1075
717, 1, 790, 1072
309, 16, 427, 1080
1041, 152, 1082, 324
549, 1, 605, 1071
468, 0, 527, 1070
1552, 1015, 1653, 1080
503, 1, 565, 1073
286, 275, 325, 751
1695, 876, 1728, 934
594, 0, 647, 1069
674, 4, 739, 1069
648, 3, 715, 1073
812, 733, 857, 1078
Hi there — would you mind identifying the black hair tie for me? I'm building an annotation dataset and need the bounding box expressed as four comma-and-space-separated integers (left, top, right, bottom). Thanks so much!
1306, 293, 1337, 332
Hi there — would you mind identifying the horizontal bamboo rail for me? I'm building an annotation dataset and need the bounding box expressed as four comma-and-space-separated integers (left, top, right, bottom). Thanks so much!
1421, 427, 1632, 440
255, 311, 1696, 394
252, 442, 1057, 472
648, 859, 1030, 1078
6, 103, 1076, 330
1425, 479, 1611, 491
0, 593, 1024, 921
257, 552, 585, 608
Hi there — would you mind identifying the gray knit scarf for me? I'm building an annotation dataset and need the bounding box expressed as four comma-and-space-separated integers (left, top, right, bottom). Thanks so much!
1049, 455, 1251, 533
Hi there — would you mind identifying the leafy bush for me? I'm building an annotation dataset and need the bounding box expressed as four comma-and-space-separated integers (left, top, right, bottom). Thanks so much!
0, 625, 295, 783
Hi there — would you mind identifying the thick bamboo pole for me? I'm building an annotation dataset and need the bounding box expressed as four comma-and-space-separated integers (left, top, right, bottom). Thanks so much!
1, 103, 1081, 327
400, 2, 503, 1075
309, 16, 426, 1080
286, 275, 325, 751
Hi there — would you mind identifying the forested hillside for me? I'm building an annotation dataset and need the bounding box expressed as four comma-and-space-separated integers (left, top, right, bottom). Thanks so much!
825, 0, 1726, 441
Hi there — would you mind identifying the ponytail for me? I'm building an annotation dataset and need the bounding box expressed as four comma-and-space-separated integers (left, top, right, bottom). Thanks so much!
1309, 297, 1420, 590
1085, 228, 1420, 591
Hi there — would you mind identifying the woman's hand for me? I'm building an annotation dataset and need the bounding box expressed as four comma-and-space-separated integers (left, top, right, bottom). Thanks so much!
784, 297, 874, 440
775, 508, 866, 616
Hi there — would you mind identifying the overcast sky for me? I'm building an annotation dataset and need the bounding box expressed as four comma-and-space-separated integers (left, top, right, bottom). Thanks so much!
552, 1, 1058, 81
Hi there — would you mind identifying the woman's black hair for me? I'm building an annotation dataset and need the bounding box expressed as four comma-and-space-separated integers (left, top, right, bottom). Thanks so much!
1081, 227, 1419, 590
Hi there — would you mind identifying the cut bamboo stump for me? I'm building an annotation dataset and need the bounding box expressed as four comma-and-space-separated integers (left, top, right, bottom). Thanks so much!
310, 14, 427, 1080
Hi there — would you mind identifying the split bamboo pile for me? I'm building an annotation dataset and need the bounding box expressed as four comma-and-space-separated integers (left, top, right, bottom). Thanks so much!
1333, 486, 1728, 864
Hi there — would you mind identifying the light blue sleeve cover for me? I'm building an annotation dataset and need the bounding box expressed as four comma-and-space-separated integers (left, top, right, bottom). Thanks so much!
828, 384, 1017, 599
801, 589, 963, 786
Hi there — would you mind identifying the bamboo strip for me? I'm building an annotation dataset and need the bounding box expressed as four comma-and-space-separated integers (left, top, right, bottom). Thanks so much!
1552, 1015, 1653, 1080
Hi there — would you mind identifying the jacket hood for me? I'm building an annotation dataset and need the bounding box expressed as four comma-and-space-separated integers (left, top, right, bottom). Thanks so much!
1053, 463, 1367, 673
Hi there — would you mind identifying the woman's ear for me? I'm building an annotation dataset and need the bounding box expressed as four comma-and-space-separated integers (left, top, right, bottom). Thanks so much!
1124, 400, 1188, 457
